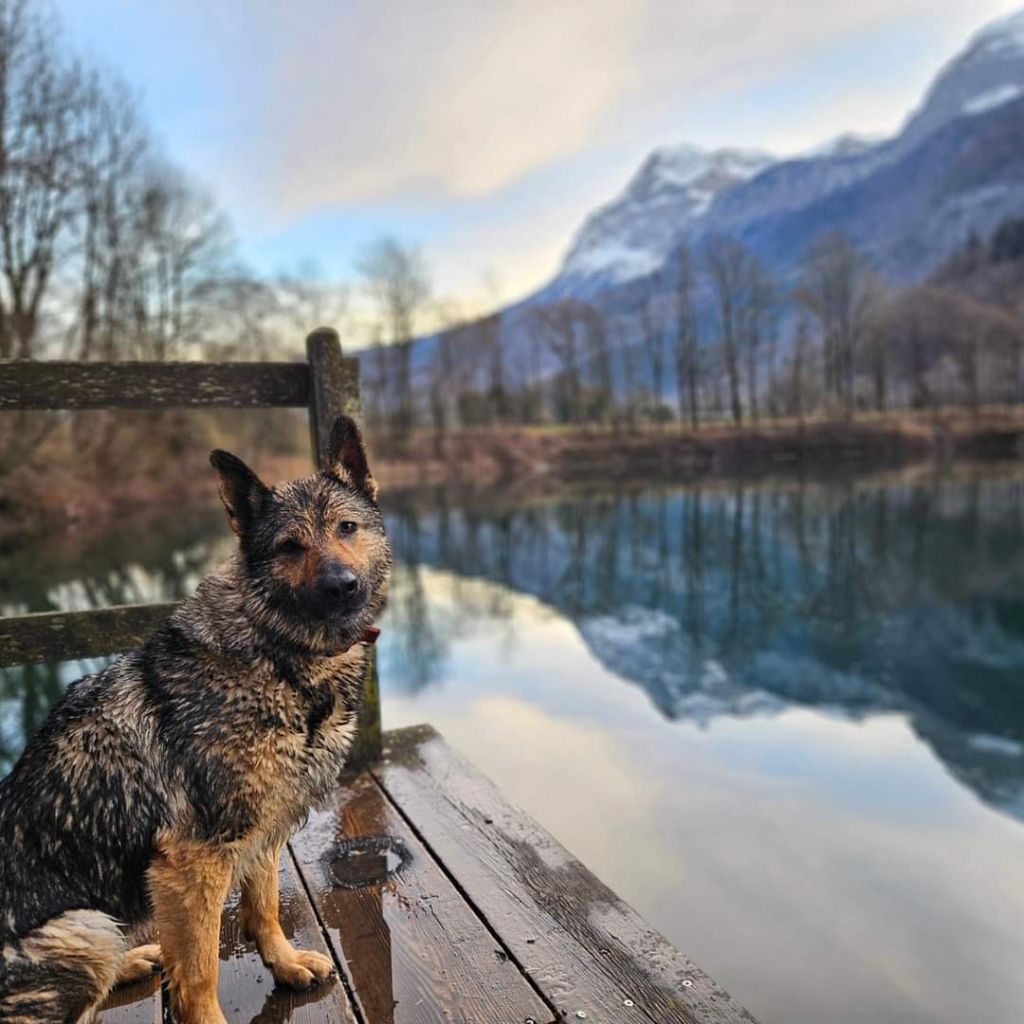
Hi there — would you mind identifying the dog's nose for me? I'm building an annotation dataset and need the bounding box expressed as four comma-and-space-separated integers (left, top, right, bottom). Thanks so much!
318, 565, 361, 603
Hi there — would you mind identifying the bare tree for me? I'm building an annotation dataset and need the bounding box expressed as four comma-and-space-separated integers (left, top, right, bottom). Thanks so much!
526, 299, 589, 424
637, 280, 667, 422
73, 73, 148, 361
798, 231, 880, 413
428, 304, 465, 447
705, 235, 754, 425
480, 312, 507, 424
121, 162, 231, 360
613, 313, 640, 430
0, 0, 86, 359
861, 316, 888, 412
273, 263, 349, 349
357, 236, 431, 439
790, 317, 811, 424
742, 257, 777, 423
669, 247, 701, 429
580, 304, 613, 423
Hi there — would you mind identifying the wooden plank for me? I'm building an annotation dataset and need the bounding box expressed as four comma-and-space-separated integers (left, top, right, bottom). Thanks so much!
216, 853, 357, 1024
306, 327, 379, 769
374, 725, 759, 1024
289, 770, 552, 1024
97, 975, 161, 1024
0, 603, 178, 668
0, 360, 343, 410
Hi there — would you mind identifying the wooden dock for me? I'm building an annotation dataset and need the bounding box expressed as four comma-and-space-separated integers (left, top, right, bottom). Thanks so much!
98, 725, 756, 1024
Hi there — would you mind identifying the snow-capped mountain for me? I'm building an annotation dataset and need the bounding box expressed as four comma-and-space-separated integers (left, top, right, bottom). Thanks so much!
902, 8, 1024, 147
547, 8, 1024, 297
552, 145, 773, 296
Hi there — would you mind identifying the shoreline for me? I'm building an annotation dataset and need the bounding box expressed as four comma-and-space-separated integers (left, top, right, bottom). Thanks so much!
2, 410, 1023, 544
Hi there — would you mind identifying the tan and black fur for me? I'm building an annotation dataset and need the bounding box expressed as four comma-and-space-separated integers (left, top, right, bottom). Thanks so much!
0, 415, 391, 1024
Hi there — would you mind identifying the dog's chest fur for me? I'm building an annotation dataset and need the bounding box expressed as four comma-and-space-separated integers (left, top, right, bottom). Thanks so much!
214, 651, 363, 828
144, 632, 367, 846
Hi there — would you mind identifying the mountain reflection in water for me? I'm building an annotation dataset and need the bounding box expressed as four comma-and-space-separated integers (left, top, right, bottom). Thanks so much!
382, 469, 1024, 823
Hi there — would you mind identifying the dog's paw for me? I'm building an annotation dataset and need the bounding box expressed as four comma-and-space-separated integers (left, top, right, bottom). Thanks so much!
271, 949, 335, 990
116, 944, 163, 986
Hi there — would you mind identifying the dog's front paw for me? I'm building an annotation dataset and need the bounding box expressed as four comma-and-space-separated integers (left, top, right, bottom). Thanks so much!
271, 949, 335, 990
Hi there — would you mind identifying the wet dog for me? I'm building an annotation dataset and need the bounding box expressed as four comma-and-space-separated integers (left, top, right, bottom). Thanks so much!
0, 415, 391, 1024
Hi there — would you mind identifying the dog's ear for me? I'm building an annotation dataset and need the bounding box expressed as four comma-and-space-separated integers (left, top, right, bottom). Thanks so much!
323, 415, 378, 500
210, 450, 271, 536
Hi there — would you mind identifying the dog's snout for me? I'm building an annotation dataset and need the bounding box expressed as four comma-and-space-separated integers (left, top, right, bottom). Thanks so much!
318, 563, 361, 604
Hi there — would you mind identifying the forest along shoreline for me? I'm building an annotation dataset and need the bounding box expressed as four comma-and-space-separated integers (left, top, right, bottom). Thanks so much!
374, 409, 1024, 489
2, 408, 1024, 546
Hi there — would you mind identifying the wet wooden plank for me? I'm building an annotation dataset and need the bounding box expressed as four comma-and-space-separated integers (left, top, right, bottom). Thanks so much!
97, 976, 161, 1024
0, 603, 177, 667
374, 725, 758, 1024
0, 360, 325, 410
289, 770, 552, 1024
217, 850, 357, 1024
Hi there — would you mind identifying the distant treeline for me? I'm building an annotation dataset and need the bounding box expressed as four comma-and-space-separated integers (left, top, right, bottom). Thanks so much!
361, 220, 1024, 445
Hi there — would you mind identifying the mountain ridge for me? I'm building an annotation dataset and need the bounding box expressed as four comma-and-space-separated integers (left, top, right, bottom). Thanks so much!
547, 7, 1024, 298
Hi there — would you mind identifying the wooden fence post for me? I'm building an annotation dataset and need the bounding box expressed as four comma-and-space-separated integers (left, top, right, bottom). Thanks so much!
306, 326, 382, 769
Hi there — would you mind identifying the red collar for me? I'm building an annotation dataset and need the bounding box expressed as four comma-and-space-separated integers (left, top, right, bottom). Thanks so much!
357, 625, 381, 646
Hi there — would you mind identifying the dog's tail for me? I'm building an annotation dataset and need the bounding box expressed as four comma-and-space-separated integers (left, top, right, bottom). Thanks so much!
0, 910, 125, 1024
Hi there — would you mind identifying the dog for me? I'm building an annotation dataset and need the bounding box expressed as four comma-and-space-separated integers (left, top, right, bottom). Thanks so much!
0, 414, 391, 1024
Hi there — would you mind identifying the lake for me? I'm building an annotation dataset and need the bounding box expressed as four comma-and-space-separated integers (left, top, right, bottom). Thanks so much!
3, 462, 1024, 1024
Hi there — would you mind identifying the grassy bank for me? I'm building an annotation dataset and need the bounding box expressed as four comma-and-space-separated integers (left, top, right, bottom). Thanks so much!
371, 409, 1024, 488
2, 408, 1023, 542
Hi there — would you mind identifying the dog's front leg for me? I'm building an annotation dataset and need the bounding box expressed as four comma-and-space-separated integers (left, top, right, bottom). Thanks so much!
240, 843, 335, 990
148, 839, 234, 1024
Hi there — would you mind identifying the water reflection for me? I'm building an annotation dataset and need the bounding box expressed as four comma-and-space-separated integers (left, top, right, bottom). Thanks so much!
0, 510, 231, 772
381, 469, 1024, 823
4, 466, 1024, 1023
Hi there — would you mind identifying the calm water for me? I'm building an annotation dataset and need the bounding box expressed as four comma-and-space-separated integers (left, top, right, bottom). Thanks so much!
4, 464, 1024, 1024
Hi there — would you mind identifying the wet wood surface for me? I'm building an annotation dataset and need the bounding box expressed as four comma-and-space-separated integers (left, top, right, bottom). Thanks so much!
290, 770, 551, 1024
0, 603, 179, 667
96, 975, 162, 1024
93, 725, 754, 1024
373, 725, 758, 1024
216, 854, 357, 1024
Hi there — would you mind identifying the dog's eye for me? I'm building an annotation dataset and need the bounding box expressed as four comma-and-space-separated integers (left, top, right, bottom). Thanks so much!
338, 521, 358, 536
276, 538, 306, 557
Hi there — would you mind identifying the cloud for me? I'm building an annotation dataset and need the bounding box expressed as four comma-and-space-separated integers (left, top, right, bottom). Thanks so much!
196, 0, 1019, 220
56, 0, 1024, 298
261, 1, 640, 211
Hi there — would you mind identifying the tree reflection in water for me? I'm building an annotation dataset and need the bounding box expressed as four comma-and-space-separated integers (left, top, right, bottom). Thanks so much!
3, 469, 1024, 819
381, 468, 1024, 821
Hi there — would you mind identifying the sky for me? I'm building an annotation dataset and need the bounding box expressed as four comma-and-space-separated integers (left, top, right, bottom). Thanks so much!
54, 0, 1023, 313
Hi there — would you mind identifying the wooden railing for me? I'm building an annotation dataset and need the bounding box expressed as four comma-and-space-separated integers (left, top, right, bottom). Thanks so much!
0, 327, 382, 767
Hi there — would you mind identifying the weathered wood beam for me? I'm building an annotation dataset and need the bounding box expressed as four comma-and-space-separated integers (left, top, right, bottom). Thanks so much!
306, 328, 364, 468
0, 359, 347, 411
0, 603, 177, 668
